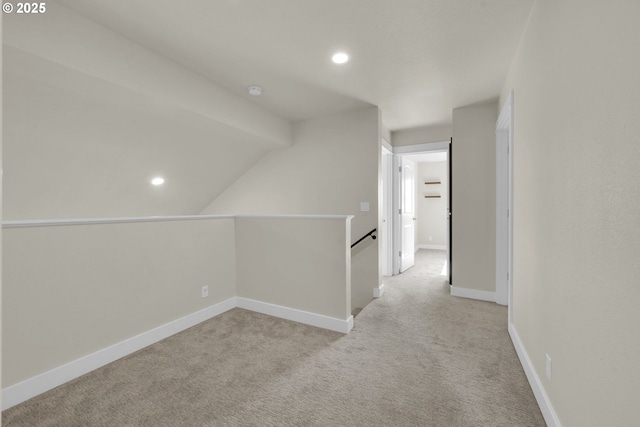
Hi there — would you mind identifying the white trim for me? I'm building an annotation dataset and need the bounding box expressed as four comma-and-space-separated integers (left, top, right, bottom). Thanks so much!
2, 215, 235, 229
1, 298, 237, 410
509, 324, 562, 427
373, 283, 385, 298
416, 244, 446, 251
496, 91, 514, 312
236, 297, 353, 334
450, 286, 496, 303
392, 152, 401, 275
381, 145, 394, 277
1, 295, 355, 410
3, 214, 355, 229
234, 214, 354, 221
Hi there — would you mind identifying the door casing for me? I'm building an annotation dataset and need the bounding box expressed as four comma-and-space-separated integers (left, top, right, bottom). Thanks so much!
381, 143, 393, 276
391, 141, 450, 275
399, 157, 416, 272
496, 91, 514, 319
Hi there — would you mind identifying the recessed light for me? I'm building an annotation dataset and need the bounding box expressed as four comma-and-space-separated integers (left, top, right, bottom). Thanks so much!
151, 177, 165, 186
331, 52, 349, 64
247, 85, 263, 96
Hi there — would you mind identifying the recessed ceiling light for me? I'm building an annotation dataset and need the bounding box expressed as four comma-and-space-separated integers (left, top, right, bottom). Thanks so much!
331, 52, 349, 64
151, 177, 165, 186
248, 85, 263, 96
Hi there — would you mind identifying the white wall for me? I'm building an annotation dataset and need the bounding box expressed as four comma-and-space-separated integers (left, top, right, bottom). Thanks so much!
416, 161, 448, 248
1, 14, 4, 419
2, 219, 236, 388
392, 123, 451, 147
451, 100, 498, 294
2, 215, 353, 408
236, 217, 351, 320
500, 2, 640, 426
201, 107, 381, 311
380, 123, 391, 144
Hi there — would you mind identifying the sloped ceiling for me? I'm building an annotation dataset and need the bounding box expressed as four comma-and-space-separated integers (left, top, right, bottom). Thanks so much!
3, 0, 535, 219
3, 2, 292, 219
56, 0, 535, 130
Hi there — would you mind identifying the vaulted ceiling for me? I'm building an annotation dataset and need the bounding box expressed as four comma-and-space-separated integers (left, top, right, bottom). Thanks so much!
57, 0, 535, 131
3, 0, 535, 220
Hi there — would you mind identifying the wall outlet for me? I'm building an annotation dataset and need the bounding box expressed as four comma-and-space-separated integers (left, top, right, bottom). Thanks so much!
201, 285, 209, 298
546, 354, 552, 381
429, 236, 433, 241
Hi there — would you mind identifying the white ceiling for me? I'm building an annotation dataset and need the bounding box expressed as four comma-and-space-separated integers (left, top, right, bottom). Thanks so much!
57, 0, 534, 131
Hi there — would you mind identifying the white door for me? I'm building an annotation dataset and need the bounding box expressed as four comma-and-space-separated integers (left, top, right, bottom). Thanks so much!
400, 157, 416, 272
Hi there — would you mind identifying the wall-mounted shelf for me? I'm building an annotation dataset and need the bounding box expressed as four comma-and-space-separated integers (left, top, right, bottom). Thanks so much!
424, 181, 441, 185
424, 195, 441, 198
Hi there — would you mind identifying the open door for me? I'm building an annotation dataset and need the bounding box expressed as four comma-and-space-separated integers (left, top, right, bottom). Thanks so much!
400, 157, 416, 272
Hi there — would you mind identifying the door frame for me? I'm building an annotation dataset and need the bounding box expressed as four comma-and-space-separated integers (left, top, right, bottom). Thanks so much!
399, 156, 416, 273
381, 142, 394, 276
392, 141, 450, 275
496, 91, 514, 320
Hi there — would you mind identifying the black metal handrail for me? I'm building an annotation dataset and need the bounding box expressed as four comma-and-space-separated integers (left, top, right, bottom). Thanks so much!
351, 228, 377, 248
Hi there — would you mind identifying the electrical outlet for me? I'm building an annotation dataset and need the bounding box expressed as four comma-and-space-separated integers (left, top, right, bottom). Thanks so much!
201, 285, 209, 298
546, 354, 552, 381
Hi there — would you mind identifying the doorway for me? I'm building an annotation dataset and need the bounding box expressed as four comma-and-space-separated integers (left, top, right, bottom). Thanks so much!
400, 150, 449, 275
382, 141, 450, 278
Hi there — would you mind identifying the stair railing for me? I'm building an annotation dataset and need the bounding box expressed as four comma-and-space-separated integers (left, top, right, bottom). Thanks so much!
351, 228, 377, 248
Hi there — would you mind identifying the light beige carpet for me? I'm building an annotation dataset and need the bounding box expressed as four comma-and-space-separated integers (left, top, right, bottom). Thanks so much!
3, 250, 545, 426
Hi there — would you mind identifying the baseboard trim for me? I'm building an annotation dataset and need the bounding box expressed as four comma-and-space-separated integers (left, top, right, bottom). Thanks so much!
373, 283, 385, 298
236, 297, 353, 334
1, 298, 237, 411
509, 323, 562, 427
416, 244, 446, 251
450, 286, 496, 302
3, 297, 353, 409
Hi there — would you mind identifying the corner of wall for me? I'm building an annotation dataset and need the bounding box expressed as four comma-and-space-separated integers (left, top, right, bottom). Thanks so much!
451, 100, 498, 294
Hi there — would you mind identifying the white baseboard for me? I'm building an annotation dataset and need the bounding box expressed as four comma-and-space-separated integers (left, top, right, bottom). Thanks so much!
450, 286, 496, 303
2, 298, 237, 411
373, 283, 385, 298
2, 295, 355, 410
416, 244, 446, 251
509, 323, 562, 427
236, 297, 353, 334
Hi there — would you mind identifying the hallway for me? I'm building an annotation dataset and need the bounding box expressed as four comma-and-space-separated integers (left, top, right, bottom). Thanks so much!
4, 250, 544, 426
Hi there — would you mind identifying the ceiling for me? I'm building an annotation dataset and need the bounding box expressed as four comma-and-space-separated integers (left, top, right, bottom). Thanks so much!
57, 0, 534, 132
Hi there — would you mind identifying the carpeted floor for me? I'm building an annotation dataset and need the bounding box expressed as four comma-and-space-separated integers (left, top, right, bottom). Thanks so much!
3, 250, 546, 426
